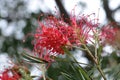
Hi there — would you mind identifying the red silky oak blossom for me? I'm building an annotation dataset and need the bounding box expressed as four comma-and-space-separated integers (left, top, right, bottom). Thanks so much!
57, 26, 79, 45
100, 23, 118, 44
56, 14, 98, 46
34, 26, 69, 55
0, 69, 21, 80
33, 14, 98, 61
70, 14, 99, 45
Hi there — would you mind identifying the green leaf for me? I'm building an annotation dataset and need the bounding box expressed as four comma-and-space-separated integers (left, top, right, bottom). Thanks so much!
21, 52, 48, 63
61, 72, 72, 80
47, 54, 91, 80
78, 67, 91, 80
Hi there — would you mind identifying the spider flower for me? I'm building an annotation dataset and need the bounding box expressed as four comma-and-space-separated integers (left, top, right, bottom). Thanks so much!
100, 23, 118, 44
70, 14, 99, 45
33, 14, 99, 61
34, 26, 69, 55
0, 69, 20, 80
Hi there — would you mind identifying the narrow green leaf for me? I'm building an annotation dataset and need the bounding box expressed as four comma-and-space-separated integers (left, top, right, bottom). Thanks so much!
78, 67, 91, 80
61, 72, 72, 80
21, 52, 47, 63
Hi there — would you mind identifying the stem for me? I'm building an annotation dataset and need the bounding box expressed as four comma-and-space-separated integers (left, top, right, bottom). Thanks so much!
95, 41, 98, 59
41, 64, 46, 80
36, 64, 46, 80
97, 65, 106, 80
94, 30, 100, 60
83, 44, 97, 64
83, 44, 106, 80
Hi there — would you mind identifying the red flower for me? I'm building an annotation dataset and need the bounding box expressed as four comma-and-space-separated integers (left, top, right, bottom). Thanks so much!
70, 14, 98, 45
57, 26, 78, 45
34, 26, 69, 54
100, 23, 118, 44
33, 14, 98, 62
0, 69, 20, 80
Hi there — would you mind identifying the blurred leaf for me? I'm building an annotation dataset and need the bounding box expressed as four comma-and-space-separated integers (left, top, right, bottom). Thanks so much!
107, 63, 120, 80
21, 52, 47, 63
47, 54, 91, 80
18, 67, 33, 80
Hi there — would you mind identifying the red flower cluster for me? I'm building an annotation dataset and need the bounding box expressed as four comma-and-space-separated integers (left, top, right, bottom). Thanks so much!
100, 23, 118, 44
0, 69, 20, 80
29, 12, 120, 64
70, 14, 98, 44
33, 14, 100, 61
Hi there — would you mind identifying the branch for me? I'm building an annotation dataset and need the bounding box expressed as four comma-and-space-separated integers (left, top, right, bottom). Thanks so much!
55, 0, 70, 24
102, 0, 115, 22
113, 5, 120, 12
